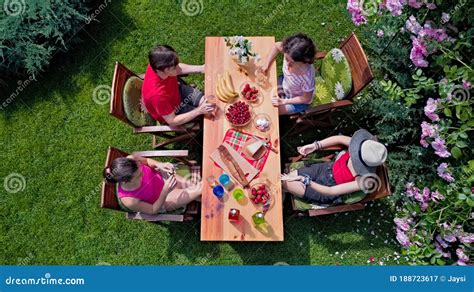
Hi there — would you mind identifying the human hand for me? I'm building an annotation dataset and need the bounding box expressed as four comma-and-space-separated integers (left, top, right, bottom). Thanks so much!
163, 174, 177, 195
198, 99, 216, 115
156, 162, 175, 176
259, 65, 269, 76
280, 174, 304, 182
271, 96, 286, 107
297, 143, 317, 156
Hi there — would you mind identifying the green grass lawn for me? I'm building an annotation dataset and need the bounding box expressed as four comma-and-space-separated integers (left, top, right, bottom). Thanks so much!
0, 0, 403, 265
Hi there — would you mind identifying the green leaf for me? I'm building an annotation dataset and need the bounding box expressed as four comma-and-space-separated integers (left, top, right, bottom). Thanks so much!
444, 108, 452, 117
436, 259, 446, 265
456, 140, 468, 148
451, 147, 462, 159
458, 193, 467, 200
467, 198, 474, 207
416, 69, 422, 76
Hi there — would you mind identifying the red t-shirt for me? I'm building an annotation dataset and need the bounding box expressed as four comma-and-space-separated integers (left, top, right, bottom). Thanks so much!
332, 151, 356, 185
142, 64, 180, 123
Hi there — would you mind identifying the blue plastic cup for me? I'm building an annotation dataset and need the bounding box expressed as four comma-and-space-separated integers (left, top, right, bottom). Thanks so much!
218, 173, 233, 190
212, 185, 225, 198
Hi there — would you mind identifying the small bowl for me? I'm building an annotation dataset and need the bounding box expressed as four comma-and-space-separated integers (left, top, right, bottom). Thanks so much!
248, 183, 274, 211
253, 113, 272, 132
239, 82, 261, 103
224, 99, 253, 127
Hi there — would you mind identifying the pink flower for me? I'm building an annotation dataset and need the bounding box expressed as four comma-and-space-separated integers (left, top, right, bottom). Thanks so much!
385, 0, 405, 16
431, 137, 451, 158
394, 218, 410, 231
406, 15, 422, 34
430, 190, 445, 203
347, 0, 368, 26
424, 98, 440, 121
425, 2, 436, 10
410, 36, 428, 67
463, 80, 472, 89
420, 139, 429, 148
420, 26, 448, 42
437, 163, 455, 182
396, 228, 411, 246
407, 0, 423, 8
456, 248, 469, 265
443, 235, 457, 242
458, 233, 474, 243
434, 241, 451, 258
377, 29, 385, 38
421, 121, 437, 138
436, 235, 449, 249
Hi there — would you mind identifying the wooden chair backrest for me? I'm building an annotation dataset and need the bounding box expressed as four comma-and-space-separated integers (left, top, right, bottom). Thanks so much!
361, 164, 391, 202
101, 146, 130, 211
110, 62, 140, 128
339, 32, 374, 100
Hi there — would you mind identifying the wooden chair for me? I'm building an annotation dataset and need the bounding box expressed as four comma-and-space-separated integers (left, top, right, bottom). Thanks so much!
290, 33, 374, 131
286, 145, 391, 217
101, 146, 200, 222
110, 62, 200, 149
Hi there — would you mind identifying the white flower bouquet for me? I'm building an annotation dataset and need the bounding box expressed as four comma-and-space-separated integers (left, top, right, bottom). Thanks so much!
224, 36, 260, 64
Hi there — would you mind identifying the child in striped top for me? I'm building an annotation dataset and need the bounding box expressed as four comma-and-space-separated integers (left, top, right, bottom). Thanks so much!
261, 33, 316, 115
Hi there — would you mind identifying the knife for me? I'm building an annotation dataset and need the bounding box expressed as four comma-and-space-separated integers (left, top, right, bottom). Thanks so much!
251, 134, 278, 154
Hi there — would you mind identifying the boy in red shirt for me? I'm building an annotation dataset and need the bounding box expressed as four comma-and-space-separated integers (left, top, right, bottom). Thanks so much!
142, 45, 215, 126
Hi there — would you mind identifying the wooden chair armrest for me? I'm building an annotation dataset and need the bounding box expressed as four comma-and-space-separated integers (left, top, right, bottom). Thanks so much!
299, 100, 353, 118
126, 212, 184, 222
316, 51, 327, 60
132, 150, 189, 157
288, 145, 345, 163
133, 125, 189, 134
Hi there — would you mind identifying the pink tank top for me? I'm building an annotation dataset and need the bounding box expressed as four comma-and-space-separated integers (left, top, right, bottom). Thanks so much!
118, 164, 164, 204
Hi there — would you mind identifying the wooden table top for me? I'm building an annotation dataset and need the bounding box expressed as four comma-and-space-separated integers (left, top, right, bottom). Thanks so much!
201, 36, 283, 241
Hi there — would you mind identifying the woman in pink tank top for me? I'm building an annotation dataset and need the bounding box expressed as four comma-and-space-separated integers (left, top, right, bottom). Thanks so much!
103, 155, 201, 214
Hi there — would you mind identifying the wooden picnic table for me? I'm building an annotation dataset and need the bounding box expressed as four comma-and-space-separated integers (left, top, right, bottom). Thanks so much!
201, 36, 283, 241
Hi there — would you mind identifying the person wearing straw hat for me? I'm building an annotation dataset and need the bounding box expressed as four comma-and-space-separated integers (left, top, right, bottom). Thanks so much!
281, 129, 387, 204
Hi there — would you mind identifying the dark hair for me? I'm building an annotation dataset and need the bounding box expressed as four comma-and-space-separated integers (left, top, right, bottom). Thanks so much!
148, 45, 179, 72
103, 157, 138, 184
282, 33, 316, 64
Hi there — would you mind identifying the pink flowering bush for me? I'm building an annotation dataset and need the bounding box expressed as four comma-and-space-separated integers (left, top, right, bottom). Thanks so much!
346, 0, 473, 265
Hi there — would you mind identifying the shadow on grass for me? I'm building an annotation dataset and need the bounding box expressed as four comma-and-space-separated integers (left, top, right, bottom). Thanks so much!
0, 0, 136, 121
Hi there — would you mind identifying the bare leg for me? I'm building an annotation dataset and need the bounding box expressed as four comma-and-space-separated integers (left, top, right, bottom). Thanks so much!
163, 184, 202, 211
278, 105, 292, 115
282, 170, 306, 198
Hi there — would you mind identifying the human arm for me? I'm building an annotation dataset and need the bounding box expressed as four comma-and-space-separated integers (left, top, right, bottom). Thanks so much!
127, 155, 175, 175
177, 63, 205, 75
297, 135, 351, 156
261, 42, 283, 74
162, 98, 214, 126
271, 90, 313, 106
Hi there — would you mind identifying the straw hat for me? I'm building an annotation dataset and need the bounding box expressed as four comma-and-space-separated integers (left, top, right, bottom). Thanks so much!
349, 129, 387, 175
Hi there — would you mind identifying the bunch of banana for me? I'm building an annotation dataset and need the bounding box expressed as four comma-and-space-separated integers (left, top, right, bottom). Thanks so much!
216, 71, 238, 102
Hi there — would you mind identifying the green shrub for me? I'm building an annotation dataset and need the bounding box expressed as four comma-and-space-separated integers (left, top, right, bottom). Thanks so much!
0, 0, 90, 77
